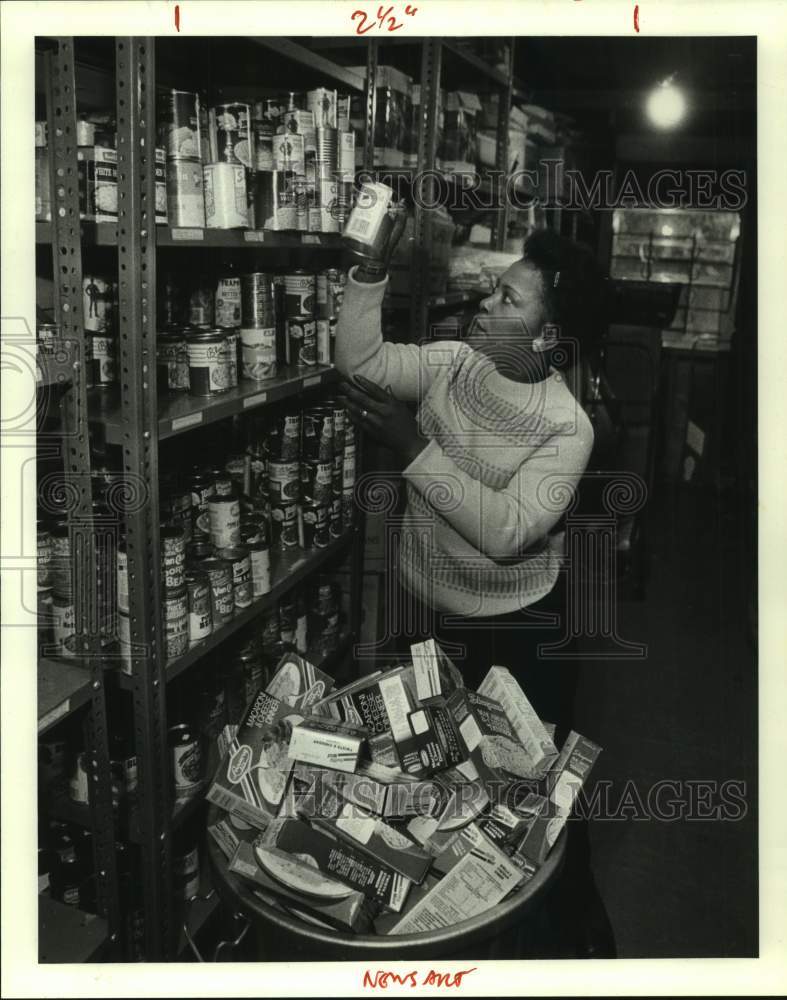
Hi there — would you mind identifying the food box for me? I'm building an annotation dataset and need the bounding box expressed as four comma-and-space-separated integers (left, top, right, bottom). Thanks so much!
477, 666, 558, 776
266, 652, 335, 711
287, 716, 366, 774
447, 688, 537, 785
77, 146, 118, 222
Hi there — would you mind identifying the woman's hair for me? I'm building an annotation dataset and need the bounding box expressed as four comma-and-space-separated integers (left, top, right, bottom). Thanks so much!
522, 229, 608, 357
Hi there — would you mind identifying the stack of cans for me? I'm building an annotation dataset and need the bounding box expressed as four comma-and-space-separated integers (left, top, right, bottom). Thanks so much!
240, 272, 277, 382
158, 88, 206, 228
204, 102, 251, 229
283, 270, 317, 369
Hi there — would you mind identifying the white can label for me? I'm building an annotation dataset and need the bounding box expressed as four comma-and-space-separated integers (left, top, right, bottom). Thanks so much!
344, 181, 392, 245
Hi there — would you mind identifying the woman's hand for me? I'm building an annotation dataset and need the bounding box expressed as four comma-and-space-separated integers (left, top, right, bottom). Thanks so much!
339, 374, 428, 467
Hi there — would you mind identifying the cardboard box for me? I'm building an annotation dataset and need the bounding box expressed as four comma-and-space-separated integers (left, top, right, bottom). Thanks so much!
409, 639, 465, 703
379, 672, 448, 777
271, 818, 412, 912
287, 716, 366, 774
77, 146, 117, 222
229, 839, 373, 932
477, 666, 558, 776
281, 763, 388, 818
312, 664, 416, 736
208, 810, 261, 860
374, 873, 441, 934
432, 820, 517, 877
477, 793, 547, 850
316, 801, 432, 884
383, 780, 445, 820
388, 836, 521, 934
448, 688, 539, 785
205, 691, 302, 830
266, 652, 335, 712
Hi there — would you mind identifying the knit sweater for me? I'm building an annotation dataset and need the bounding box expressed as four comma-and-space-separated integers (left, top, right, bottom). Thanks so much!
335, 268, 594, 617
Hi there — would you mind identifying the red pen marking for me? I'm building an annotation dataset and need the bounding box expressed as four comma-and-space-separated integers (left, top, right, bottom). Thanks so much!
634, 4, 640, 32
363, 968, 477, 989
405, 4, 418, 14
175, 4, 180, 31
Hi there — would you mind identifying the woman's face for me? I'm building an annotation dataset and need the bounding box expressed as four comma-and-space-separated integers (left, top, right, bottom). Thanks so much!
468, 260, 548, 360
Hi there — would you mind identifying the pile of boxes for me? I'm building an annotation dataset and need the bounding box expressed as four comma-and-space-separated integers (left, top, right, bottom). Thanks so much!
207, 640, 601, 935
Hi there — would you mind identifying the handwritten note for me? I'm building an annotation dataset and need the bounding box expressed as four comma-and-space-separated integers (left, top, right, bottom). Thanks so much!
351, 4, 418, 35
362, 968, 477, 989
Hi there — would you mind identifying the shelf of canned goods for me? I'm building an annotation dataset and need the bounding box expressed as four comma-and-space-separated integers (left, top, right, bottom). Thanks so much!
35, 33, 519, 962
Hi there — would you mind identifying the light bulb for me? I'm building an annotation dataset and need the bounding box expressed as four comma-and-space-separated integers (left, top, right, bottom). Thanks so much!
646, 82, 687, 129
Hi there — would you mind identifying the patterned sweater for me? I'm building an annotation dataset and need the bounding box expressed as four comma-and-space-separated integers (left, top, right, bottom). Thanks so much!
335, 268, 594, 617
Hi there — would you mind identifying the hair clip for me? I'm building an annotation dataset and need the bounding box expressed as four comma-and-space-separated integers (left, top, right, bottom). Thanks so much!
553, 270, 561, 288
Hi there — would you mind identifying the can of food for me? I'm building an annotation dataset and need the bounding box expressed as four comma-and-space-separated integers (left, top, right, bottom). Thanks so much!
217, 545, 252, 610
117, 609, 132, 674
189, 467, 215, 543
270, 502, 299, 551
301, 501, 330, 550
240, 327, 277, 381
315, 574, 340, 615
248, 539, 271, 597
200, 557, 234, 625
160, 524, 186, 591
302, 406, 334, 461
300, 459, 333, 505
267, 460, 300, 505
204, 162, 248, 229
267, 412, 301, 462
83, 275, 113, 333
239, 649, 266, 707
169, 724, 203, 799
339, 130, 355, 182
226, 454, 250, 496
157, 330, 190, 393
38, 527, 53, 590
241, 272, 275, 328
162, 585, 189, 660
329, 402, 347, 452
284, 271, 315, 318
166, 158, 206, 229
252, 110, 276, 171
208, 494, 240, 549
173, 835, 201, 900
37, 322, 59, 356
215, 275, 242, 329
308, 89, 338, 130
293, 177, 308, 232
331, 450, 344, 496
162, 486, 193, 544
157, 88, 202, 160
185, 569, 212, 645
188, 284, 214, 327
209, 103, 252, 167
116, 540, 129, 614
52, 593, 75, 654
252, 169, 297, 231
342, 180, 397, 259
186, 328, 231, 396
69, 753, 91, 805
342, 442, 357, 490
223, 328, 239, 388
315, 318, 331, 365
186, 541, 214, 564
342, 486, 355, 529
330, 496, 343, 538
240, 513, 263, 544
50, 522, 72, 598
273, 130, 305, 176
286, 316, 316, 368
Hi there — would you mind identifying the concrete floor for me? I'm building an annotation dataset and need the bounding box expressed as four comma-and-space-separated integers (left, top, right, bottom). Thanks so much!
574, 482, 757, 957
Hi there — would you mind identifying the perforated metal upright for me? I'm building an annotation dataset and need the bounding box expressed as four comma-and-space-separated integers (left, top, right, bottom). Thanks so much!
491, 39, 515, 252
410, 40, 443, 342
44, 37, 121, 952
113, 36, 174, 960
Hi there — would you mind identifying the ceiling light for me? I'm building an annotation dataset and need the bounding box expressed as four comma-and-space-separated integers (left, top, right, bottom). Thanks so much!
646, 76, 687, 130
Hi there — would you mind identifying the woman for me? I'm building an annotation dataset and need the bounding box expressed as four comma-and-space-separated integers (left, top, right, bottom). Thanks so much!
336, 225, 616, 958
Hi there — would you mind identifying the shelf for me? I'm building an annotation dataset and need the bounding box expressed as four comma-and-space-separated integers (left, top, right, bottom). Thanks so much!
39, 895, 108, 963
37, 220, 345, 251
249, 37, 365, 92
441, 41, 510, 88
91, 365, 338, 444
384, 290, 484, 311
38, 658, 93, 734
117, 531, 356, 689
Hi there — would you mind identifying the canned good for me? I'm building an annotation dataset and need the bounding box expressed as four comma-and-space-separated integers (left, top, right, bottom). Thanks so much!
223, 328, 240, 388
301, 501, 330, 549
270, 502, 299, 551
241, 272, 275, 328
342, 180, 397, 259
162, 585, 189, 660
166, 158, 206, 229
240, 515, 264, 545
199, 557, 235, 625
52, 594, 75, 654
308, 89, 338, 130
186, 328, 231, 396
273, 130, 305, 176
267, 412, 301, 462
331, 450, 344, 496
169, 724, 203, 799
189, 468, 215, 542
204, 162, 249, 229
315, 575, 340, 615
300, 459, 333, 505
210, 469, 234, 497
157, 331, 190, 392
339, 130, 355, 182
157, 88, 202, 160
329, 496, 343, 538
315, 318, 330, 364
217, 545, 252, 610
240, 327, 277, 382
215, 275, 242, 329
50, 522, 72, 597
37, 527, 53, 589
286, 316, 316, 368
117, 609, 132, 674
68, 752, 90, 805
226, 454, 250, 495
116, 541, 129, 614
209, 103, 252, 167
302, 407, 334, 461
342, 443, 356, 490
342, 486, 355, 529
267, 460, 300, 505
188, 285, 214, 327
252, 169, 297, 231
239, 649, 266, 706
330, 402, 347, 452
83, 275, 113, 333
37, 322, 59, 356
284, 271, 315, 318
252, 110, 276, 171
160, 524, 186, 591
208, 494, 241, 549
248, 540, 271, 597
186, 541, 215, 563
185, 569, 213, 645
173, 838, 201, 901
